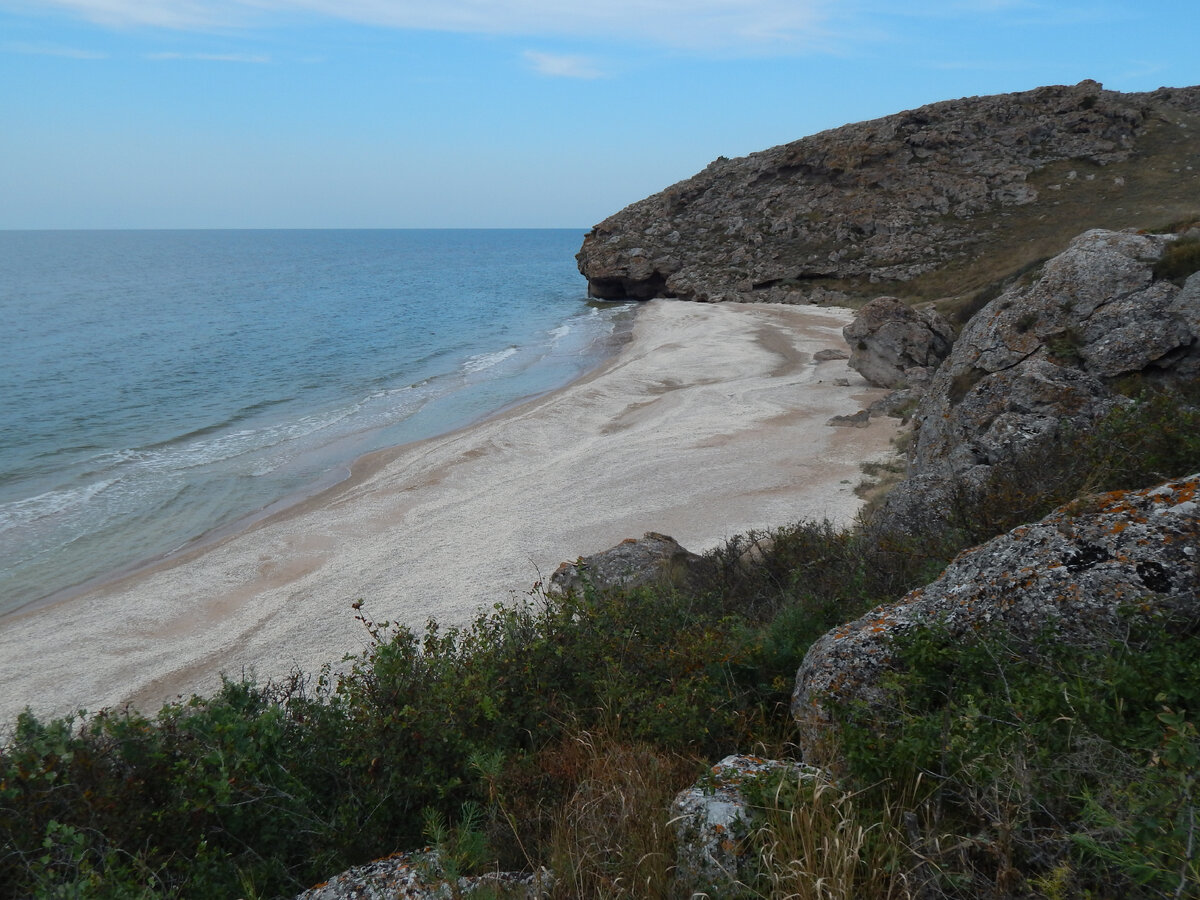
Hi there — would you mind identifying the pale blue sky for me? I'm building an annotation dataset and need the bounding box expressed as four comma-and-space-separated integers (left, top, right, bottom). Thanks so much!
1, 1, 1195, 228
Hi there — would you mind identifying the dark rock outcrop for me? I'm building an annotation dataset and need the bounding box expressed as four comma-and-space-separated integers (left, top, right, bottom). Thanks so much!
549, 531, 703, 596
578, 82, 1200, 304
843, 296, 955, 388
792, 474, 1200, 765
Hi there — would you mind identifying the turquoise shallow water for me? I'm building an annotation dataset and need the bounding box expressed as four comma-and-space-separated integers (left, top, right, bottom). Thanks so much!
0, 229, 632, 615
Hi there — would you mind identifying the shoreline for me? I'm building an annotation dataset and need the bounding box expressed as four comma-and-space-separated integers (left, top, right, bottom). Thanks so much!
0, 300, 899, 725
3, 303, 638, 623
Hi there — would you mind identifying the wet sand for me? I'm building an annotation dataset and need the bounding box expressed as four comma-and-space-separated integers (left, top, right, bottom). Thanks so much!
0, 300, 899, 724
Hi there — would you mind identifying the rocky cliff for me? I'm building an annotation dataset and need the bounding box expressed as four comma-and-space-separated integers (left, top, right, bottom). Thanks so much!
577, 81, 1200, 306
868, 228, 1200, 537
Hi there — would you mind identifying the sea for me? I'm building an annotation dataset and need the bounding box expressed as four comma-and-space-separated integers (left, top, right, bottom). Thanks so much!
0, 229, 634, 617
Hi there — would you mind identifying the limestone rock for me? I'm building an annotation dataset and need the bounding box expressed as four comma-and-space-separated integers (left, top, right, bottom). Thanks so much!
294, 850, 551, 900
578, 82, 1200, 304
843, 296, 955, 388
872, 230, 1200, 536
813, 348, 850, 362
793, 475, 1200, 765
549, 531, 703, 596
827, 409, 871, 428
672, 754, 820, 894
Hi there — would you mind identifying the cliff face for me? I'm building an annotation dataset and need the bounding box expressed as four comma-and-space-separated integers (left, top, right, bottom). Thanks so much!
577, 81, 1200, 306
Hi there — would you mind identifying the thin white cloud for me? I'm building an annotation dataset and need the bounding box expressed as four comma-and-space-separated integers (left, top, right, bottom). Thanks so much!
21, 0, 238, 29
3, 40, 107, 58
14, 0, 837, 53
146, 50, 270, 61
523, 50, 603, 79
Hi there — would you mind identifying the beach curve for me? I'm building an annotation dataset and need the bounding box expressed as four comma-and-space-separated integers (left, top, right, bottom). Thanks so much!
0, 300, 899, 724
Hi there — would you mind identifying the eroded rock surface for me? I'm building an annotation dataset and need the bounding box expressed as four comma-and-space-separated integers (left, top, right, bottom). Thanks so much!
873, 229, 1200, 535
294, 850, 550, 900
578, 82, 1200, 304
792, 475, 1200, 765
549, 531, 703, 595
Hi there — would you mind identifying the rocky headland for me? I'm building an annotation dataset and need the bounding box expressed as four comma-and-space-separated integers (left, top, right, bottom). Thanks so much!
577, 81, 1200, 307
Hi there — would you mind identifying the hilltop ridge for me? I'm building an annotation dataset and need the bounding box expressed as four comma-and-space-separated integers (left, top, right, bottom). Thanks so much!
578, 80, 1200, 309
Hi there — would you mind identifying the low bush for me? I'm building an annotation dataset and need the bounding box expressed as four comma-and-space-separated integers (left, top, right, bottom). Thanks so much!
833, 613, 1200, 898
1153, 236, 1200, 284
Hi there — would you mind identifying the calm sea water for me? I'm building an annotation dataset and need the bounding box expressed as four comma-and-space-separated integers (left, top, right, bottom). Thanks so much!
0, 230, 632, 615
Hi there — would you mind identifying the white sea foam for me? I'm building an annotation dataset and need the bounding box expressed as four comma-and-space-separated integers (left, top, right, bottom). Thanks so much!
0, 479, 117, 533
462, 346, 519, 374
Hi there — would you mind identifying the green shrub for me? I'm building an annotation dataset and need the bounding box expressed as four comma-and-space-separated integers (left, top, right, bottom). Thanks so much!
1153, 236, 1200, 284
833, 614, 1200, 897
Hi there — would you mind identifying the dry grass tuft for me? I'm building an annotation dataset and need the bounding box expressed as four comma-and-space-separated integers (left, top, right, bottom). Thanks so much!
748, 777, 915, 900
546, 730, 698, 899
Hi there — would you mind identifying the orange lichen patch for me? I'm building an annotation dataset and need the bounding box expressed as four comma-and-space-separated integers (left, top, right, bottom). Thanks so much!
1108, 519, 1130, 536
1096, 488, 1131, 509
1056, 583, 1083, 603
1171, 479, 1199, 504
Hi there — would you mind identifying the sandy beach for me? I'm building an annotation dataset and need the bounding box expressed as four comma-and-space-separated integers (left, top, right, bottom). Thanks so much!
0, 300, 899, 725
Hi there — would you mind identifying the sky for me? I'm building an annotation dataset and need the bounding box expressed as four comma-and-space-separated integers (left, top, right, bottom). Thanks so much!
1, 1, 1196, 229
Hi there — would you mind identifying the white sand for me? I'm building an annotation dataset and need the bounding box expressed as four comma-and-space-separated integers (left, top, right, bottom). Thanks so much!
0, 300, 899, 724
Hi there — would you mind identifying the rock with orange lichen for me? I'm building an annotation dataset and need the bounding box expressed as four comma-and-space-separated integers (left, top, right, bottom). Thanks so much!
793, 475, 1200, 766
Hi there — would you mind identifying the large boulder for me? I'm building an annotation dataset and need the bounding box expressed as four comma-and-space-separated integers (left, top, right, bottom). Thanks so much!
792, 474, 1200, 765
549, 532, 703, 596
912, 229, 1195, 475
911, 229, 1200, 477
843, 296, 955, 388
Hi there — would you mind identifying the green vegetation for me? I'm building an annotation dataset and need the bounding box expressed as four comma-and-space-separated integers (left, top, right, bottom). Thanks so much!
1154, 236, 1200, 284
835, 615, 1200, 898
2, 389, 1199, 898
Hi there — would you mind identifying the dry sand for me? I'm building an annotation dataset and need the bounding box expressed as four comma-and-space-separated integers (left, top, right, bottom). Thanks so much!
0, 300, 900, 724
